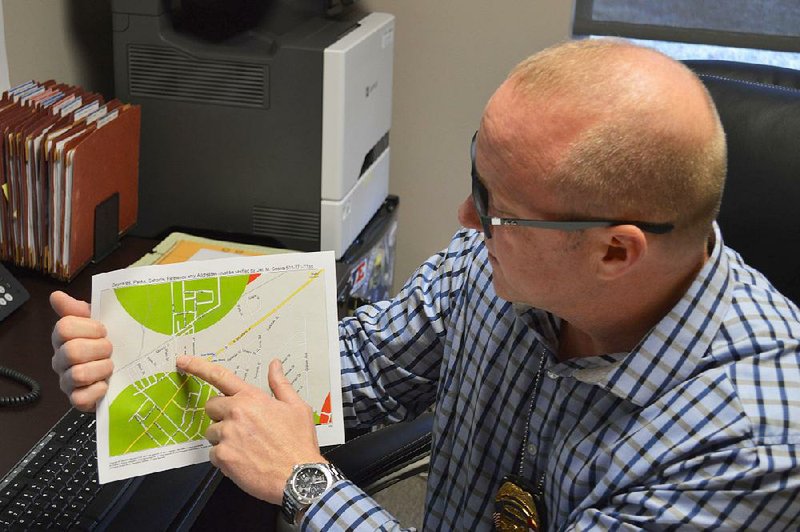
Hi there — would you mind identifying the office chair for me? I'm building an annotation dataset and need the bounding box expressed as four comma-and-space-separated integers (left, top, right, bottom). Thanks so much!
323, 411, 434, 495
685, 60, 800, 304
322, 59, 800, 516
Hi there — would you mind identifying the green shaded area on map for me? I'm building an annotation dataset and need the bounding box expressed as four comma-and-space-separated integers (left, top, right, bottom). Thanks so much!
114, 274, 250, 336
109, 372, 215, 456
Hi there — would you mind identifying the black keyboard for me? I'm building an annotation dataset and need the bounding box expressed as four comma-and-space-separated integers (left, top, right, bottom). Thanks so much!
0, 408, 139, 531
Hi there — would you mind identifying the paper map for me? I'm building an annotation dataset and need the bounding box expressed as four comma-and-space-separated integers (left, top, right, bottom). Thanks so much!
91, 251, 343, 483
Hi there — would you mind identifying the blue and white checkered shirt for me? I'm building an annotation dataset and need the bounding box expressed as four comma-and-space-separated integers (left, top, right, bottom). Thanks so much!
305, 225, 800, 530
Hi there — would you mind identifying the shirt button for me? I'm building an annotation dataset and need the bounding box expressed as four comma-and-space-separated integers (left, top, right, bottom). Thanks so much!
527, 443, 538, 456
546, 370, 559, 380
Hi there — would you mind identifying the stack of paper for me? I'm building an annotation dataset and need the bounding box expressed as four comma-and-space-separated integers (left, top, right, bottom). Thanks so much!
0, 80, 140, 280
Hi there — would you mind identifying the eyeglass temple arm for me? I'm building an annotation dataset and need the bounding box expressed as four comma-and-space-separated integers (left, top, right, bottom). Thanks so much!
484, 216, 674, 234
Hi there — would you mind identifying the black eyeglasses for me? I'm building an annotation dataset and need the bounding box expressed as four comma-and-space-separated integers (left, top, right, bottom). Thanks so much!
470, 132, 674, 239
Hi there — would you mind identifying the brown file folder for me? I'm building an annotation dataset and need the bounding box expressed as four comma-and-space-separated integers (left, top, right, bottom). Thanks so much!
61, 104, 140, 279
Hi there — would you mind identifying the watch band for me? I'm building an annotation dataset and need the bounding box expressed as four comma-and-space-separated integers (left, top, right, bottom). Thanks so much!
281, 462, 345, 524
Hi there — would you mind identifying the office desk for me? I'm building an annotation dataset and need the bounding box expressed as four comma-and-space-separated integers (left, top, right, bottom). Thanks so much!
0, 236, 277, 530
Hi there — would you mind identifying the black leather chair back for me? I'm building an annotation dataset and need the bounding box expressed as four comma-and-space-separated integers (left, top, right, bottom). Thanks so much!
685, 60, 800, 304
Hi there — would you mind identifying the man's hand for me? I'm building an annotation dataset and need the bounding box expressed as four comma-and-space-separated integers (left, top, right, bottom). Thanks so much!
50, 291, 113, 412
176, 355, 326, 505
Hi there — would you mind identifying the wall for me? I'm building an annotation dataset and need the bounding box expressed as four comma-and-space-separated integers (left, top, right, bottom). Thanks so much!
2, 0, 113, 97
357, 0, 574, 291
0, 2, 9, 92
1, 0, 574, 292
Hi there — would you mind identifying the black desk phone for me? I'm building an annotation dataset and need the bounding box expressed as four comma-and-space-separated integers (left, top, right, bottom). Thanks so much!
0, 262, 29, 319
0, 262, 40, 406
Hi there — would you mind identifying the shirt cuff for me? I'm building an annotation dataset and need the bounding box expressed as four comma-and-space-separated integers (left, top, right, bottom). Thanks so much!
301, 479, 405, 531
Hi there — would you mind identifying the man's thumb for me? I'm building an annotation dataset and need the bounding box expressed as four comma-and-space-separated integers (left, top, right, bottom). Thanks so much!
50, 291, 91, 318
268, 359, 301, 403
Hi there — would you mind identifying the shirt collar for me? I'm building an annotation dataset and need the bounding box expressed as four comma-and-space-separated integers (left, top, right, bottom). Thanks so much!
545, 224, 734, 407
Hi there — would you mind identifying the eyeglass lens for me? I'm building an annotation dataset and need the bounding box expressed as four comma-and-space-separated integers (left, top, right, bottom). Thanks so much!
471, 134, 494, 238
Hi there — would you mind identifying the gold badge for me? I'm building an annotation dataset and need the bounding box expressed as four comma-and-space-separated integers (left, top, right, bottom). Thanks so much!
493, 475, 545, 531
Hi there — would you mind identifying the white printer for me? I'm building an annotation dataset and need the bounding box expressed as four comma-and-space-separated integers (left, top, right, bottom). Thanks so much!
111, 0, 394, 258
321, 12, 393, 257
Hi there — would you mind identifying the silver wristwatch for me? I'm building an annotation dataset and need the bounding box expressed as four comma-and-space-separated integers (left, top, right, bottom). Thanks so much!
281, 462, 345, 524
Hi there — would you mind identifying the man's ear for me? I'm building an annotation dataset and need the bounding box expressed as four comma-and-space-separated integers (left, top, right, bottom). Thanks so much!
595, 226, 647, 281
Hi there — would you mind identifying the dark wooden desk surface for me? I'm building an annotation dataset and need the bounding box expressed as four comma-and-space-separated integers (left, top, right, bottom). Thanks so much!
0, 237, 156, 476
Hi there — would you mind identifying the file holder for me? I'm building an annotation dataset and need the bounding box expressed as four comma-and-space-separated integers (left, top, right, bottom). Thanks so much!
92, 193, 121, 263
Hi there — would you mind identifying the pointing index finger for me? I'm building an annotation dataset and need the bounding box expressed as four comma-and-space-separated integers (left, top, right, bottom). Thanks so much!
176, 355, 246, 397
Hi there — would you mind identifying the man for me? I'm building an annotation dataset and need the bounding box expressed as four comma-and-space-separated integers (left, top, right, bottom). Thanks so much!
51, 39, 800, 530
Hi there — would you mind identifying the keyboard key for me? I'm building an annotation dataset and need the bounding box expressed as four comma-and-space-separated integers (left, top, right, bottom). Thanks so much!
23, 458, 45, 477
41, 488, 58, 502
40, 444, 60, 458
72, 515, 98, 531
2, 505, 22, 520
19, 488, 38, 505
55, 516, 74, 529
27, 481, 46, 494
1, 481, 24, 499
29, 499, 45, 512
23, 507, 40, 522
39, 509, 57, 524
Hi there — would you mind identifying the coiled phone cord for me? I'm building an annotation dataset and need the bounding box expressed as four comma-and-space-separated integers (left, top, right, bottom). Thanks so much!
0, 366, 41, 406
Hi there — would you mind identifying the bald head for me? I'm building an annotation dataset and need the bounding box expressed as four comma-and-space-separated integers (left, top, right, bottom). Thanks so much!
483, 39, 727, 245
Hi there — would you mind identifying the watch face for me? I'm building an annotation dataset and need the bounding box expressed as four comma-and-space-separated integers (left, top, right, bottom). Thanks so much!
292, 465, 331, 503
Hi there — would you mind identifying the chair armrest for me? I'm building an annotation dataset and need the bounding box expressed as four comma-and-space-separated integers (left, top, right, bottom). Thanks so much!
323, 412, 434, 495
